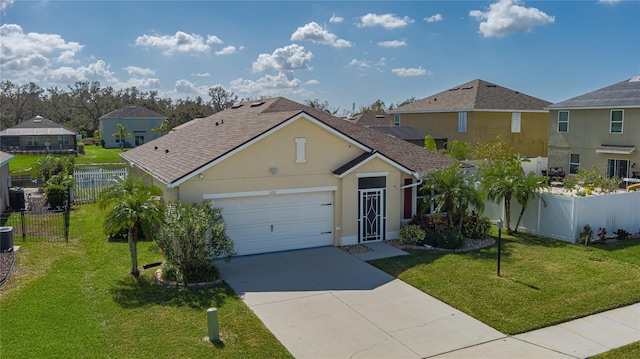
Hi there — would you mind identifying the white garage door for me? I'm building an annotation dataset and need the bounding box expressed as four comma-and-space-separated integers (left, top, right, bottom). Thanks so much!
213, 191, 333, 256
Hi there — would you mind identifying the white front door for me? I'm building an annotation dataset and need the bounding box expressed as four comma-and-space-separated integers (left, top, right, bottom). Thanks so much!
359, 188, 385, 242
213, 191, 333, 256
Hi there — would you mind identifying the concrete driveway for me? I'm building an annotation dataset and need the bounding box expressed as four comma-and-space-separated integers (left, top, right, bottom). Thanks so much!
216, 246, 517, 358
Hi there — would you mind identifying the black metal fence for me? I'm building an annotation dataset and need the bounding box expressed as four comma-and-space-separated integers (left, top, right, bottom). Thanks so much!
0, 208, 69, 243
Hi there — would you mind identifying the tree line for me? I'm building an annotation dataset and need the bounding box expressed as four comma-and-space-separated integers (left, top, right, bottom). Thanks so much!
1, 80, 417, 137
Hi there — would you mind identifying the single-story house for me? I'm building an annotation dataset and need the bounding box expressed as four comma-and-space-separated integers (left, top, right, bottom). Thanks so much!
99, 105, 168, 148
0, 116, 77, 154
0, 151, 14, 214
122, 97, 460, 256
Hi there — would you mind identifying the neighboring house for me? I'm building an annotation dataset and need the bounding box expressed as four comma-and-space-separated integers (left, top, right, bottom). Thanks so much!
546, 76, 640, 182
122, 97, 460, 256
99, 105, 168, 148
368, 126, 448, 150
349, 113, 447, 149
0, 116, 77, 154
0, 151, 14, 214
388, 79, 552, 157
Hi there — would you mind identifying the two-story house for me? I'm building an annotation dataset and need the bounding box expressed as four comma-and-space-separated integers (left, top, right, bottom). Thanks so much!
99, 105, 168, 149
387, 79, 551, 157
546, 76, 640, 183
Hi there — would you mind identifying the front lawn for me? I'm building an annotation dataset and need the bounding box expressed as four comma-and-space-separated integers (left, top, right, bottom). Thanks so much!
0, 204, 292, 358
372, 228, 640, 335
8, 145, 125, 174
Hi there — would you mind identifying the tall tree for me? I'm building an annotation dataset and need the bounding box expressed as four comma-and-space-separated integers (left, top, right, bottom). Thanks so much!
151, 119, 171, 136
98, 176, 164, 276
208, 85, 237, 113
0, 81, 45, 127
112, 123, 133, 150
305, 98, 340, 115
513, 171, 549, 232
68, 81, 115, 133
358, 99, 386, 114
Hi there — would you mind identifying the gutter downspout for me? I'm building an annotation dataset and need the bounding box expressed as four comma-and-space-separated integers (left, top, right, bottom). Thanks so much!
166, 186, 179, 202
400, 171, 422, 189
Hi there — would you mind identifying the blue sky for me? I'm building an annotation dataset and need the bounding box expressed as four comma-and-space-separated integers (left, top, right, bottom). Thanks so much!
1, 0, 638, 115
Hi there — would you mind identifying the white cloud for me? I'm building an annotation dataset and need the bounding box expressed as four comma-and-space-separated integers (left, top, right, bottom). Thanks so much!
391, 66, 430, 77
120, 77, 161, 89
215, 46, 237, 55
329, 15, 344, 23
194, 72, 211, 77
207, 35, 224, 44
124, 66, 155, 77
424, 14, 443, 23
0, 24, 83, 65
173, 79, 202, 94
230, 71, 304, 96
45, 60, 117, 84
1, 0, 15, 12
305, 79, 319, 85
470, 0, 555, 38
252, 44, 313, 72
135, 31, 211, 55
290, 22, 351, 47
598, 0, 622, 3
378, 40, 407, 48
348, 59, 370, 68
358, 13, 414, 29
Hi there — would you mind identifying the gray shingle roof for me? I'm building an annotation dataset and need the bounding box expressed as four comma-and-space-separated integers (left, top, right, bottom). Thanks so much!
100, 105, 168, 119
368, 126, 446, 141
122, 97, 459, 185
348, 113, 389, 127
390, 79, 551, 113
0, 116, 76, 136
546, 76, 640, 109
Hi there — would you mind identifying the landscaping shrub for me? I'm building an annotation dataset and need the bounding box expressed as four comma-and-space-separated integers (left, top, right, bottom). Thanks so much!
44, 184, 67, 209
399, 224, 426, 245
461, 212, 491, 239
155, 201, 234, 285
437, 228, 464, 249
578, 224, 594, 245
615, 229, 630, 240
423, 227, 439, 247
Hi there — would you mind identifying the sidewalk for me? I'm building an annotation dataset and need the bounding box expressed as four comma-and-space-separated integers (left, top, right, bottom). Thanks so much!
356, 242, 640, 358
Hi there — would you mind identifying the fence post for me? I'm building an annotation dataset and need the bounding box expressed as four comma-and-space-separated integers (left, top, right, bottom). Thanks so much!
64, 200, 70, 243
21, 210, 26, 240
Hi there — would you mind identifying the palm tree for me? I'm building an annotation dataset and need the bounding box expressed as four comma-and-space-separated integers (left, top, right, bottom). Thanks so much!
151, 119, 171, 136
482, 157, 548, 234
513, 171, 549, 233
421, 164, 484, 231
98, 176, 164, 276
112, 123, 133, 150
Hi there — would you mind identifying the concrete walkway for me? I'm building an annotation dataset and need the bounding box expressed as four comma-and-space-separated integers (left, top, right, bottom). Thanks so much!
216, 243, 639, 358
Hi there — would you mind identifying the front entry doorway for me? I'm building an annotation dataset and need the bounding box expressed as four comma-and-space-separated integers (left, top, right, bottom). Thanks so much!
358, 176, 386, 243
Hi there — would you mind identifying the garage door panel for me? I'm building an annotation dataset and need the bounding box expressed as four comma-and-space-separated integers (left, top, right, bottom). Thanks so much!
215, 191, 333, 256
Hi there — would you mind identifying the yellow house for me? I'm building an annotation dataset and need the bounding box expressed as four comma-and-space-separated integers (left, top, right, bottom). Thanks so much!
388, 79, 551, 157
546, 76, 640, 183
122, 97, 459, 256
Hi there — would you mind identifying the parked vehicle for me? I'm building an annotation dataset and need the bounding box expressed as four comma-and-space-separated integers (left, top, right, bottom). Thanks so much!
547, 167, 565, 184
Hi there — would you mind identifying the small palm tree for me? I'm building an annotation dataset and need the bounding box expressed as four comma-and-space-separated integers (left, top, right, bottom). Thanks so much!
98, 176, 164, 276
481, 161, 522, 233
513, 171, 549, 233
421, 164, 484, 231
112, 123, 133, 150
151, 119, 171, 136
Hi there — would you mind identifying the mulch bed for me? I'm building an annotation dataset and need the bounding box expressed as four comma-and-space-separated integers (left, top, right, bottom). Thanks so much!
338, 237, 496, 255
0, 250, 15, 286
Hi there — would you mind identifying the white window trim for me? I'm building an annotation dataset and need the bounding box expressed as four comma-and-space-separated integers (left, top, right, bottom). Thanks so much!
458, 112, 467, 133
558, 111, 569, 133
511, 112, 521, 133
295, 137, 307, 163
394, 115, 400, 126
569, 153, 580, 175
610, 109, 623, 134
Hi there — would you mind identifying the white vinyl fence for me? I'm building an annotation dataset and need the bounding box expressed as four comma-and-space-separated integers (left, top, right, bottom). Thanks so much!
73, 168, 128, 204
483, 191, 640, 243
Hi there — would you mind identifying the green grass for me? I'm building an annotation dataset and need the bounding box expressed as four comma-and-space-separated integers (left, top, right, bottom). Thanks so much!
0, 204, 292, 358
372, 228, 640, 335
8, 145, 126, 174
592, 341, 640, 359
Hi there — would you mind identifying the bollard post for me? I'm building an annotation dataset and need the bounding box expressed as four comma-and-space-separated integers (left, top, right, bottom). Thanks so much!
207, 308, 219, 342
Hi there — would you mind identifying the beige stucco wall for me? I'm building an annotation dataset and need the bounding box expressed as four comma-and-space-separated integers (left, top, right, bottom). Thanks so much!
548, 108, 640, 176
160, 116, 415, 247
390, 111, 549, 157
